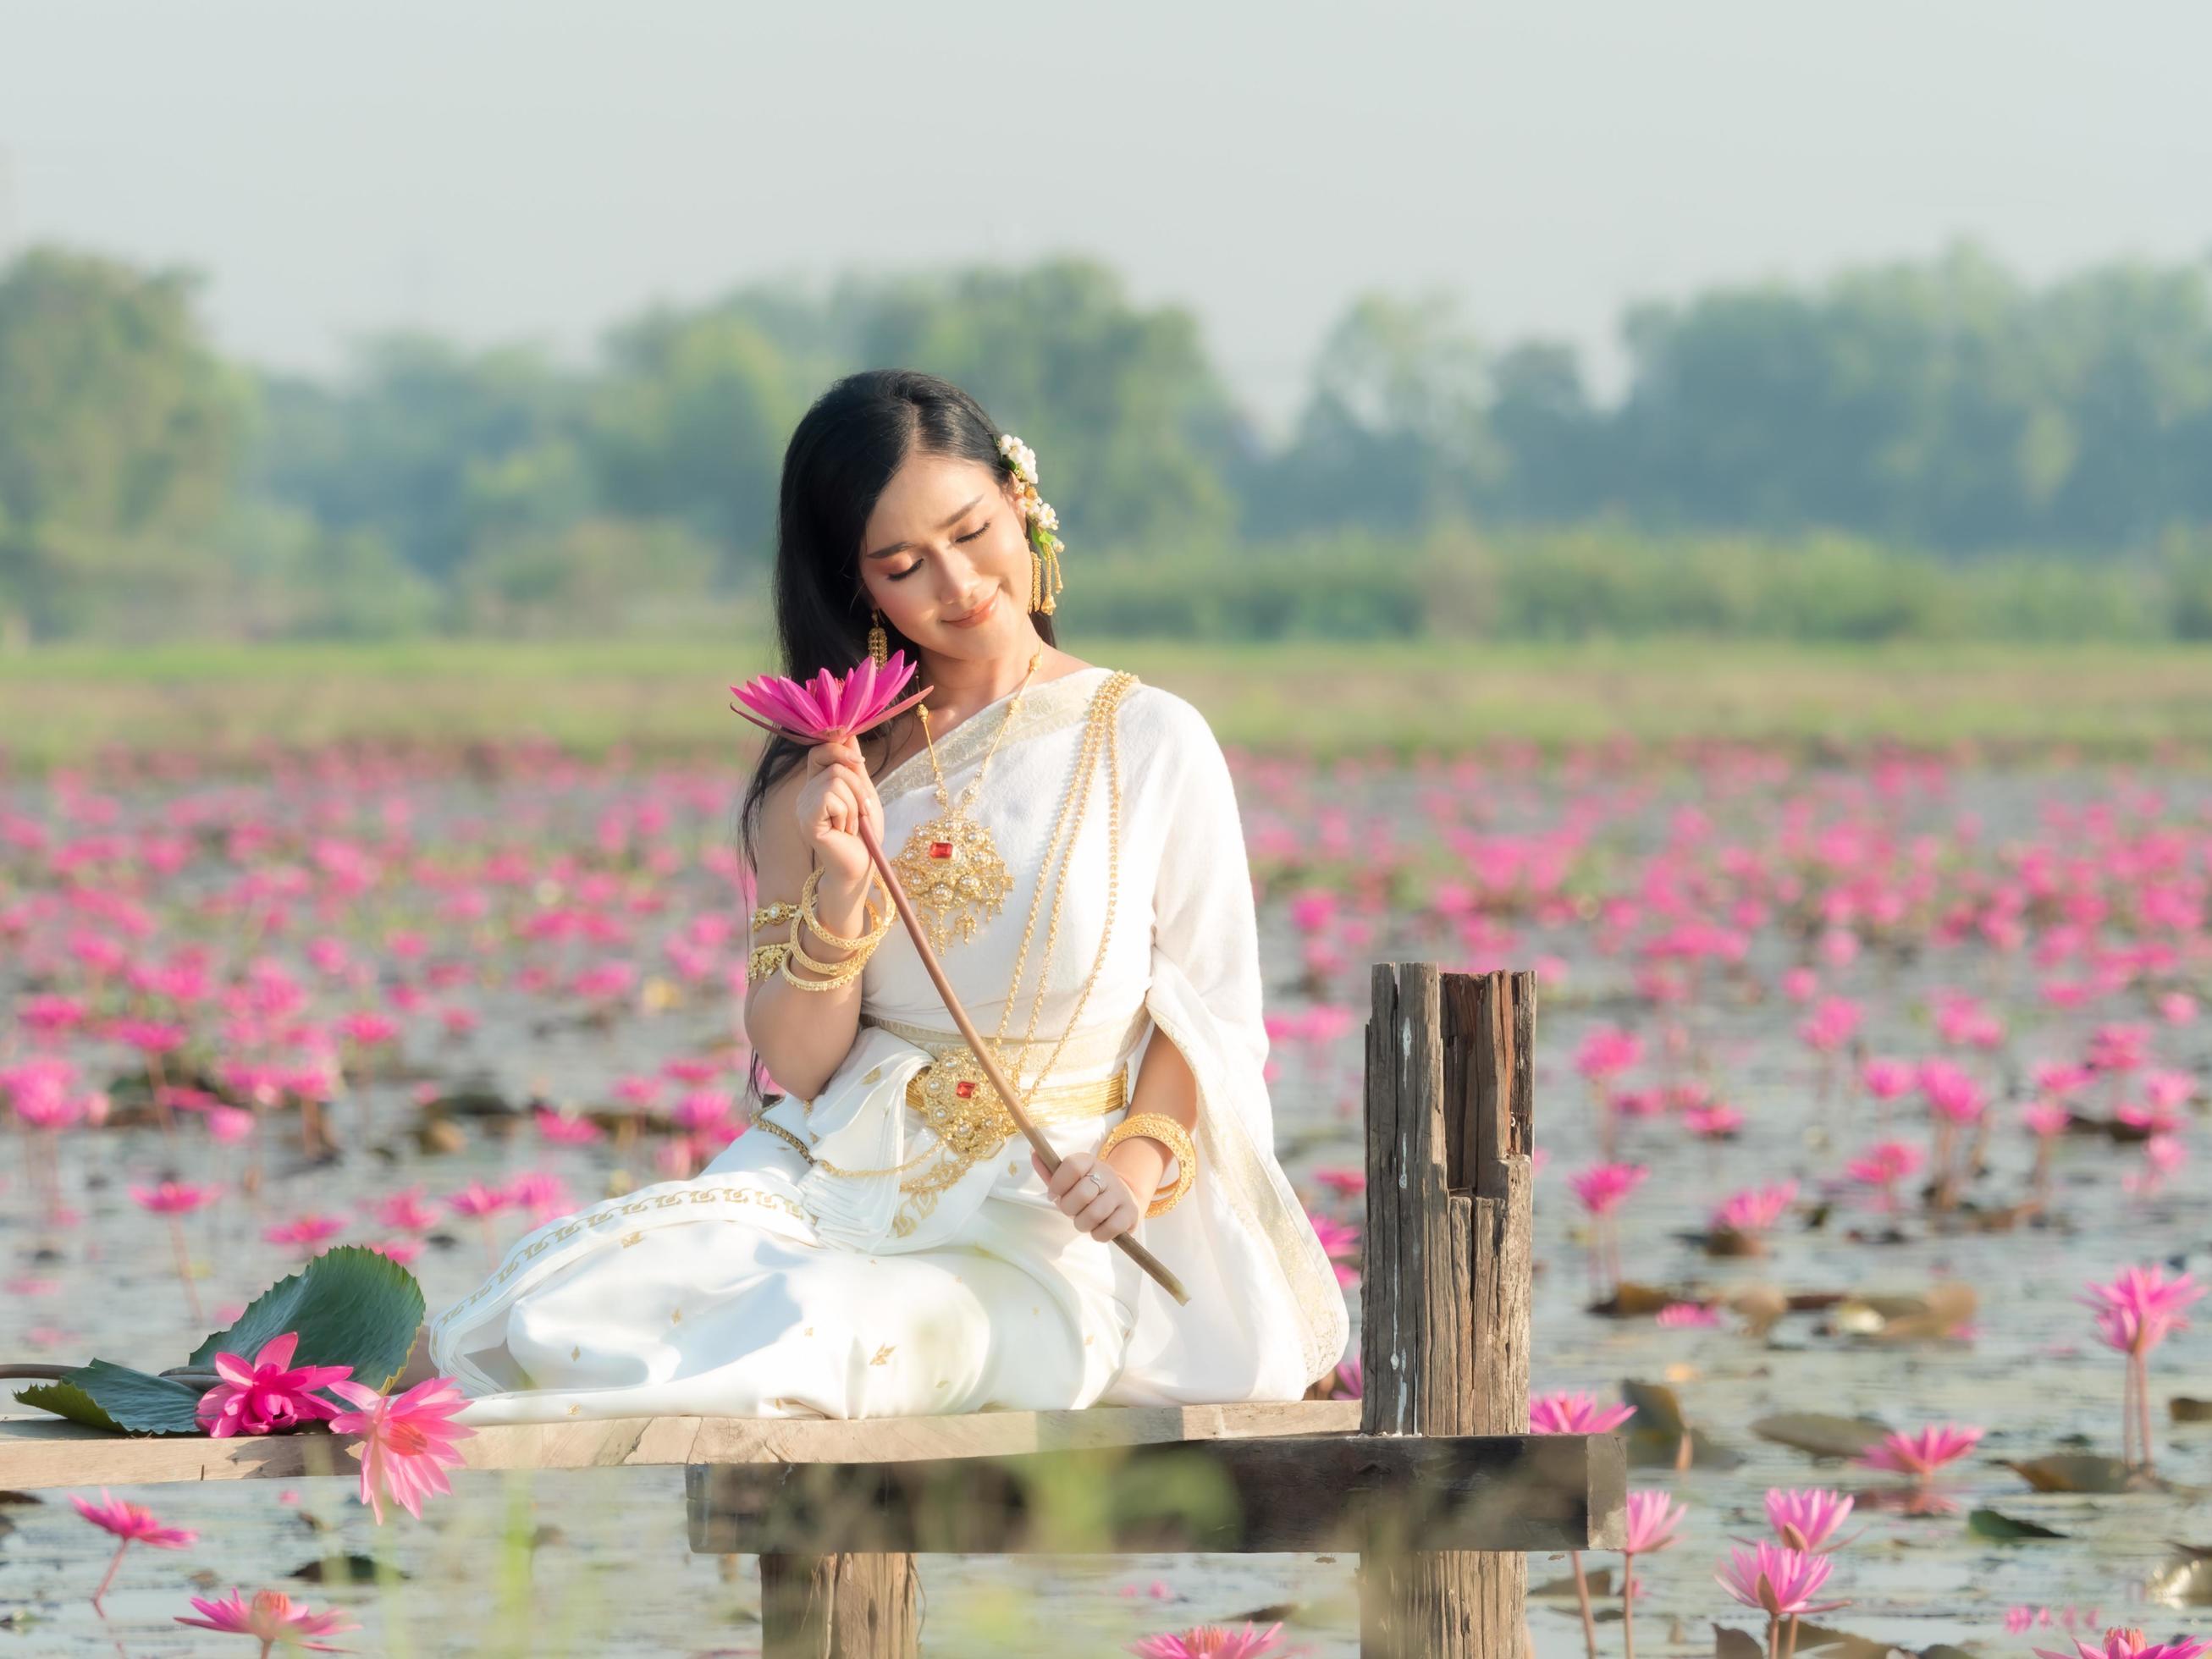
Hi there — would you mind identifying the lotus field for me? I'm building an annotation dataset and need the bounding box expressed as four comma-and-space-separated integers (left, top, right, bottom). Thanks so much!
3, 735, 2210, 1656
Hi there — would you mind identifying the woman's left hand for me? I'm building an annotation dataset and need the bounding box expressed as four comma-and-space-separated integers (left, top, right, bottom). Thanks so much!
1034, 1148, 1139, 1241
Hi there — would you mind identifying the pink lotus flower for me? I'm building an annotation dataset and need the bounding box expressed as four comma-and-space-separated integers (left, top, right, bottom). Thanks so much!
1530, 1391, 1635, 1435
175, 1586, 359, 1652
131, 1179, 222, 1215
534, 1107, 604, 1145
2034, 1633, 2209, 1659
1621, 1489, 1684, 1553
1568, 1163, 1647, 1215
1657, 1301, 1722, 1328
1618, 1489, 1685, 1655
2022, 1101, 2072, 1138
194, 1331, 352, 1438
71, 1488, 198, 1612
1575, 1026, 1642, 1080
446, 1178, 512, 1219
729, 650, 928, 743
1716, 1540, 1846, 1619
263, 1214, 346, 1252
1845, 1141, 1922, 1186
1129, 1620, 1293, 1658
326, 1375, 476, 1524
1710, 1179, 1797, 1237
1854, 1422, 1983, 1479
2084, 1265, 2204, 1359
1859, 1056, 1916, 1100
2085, 1263, 2204, 1473
372, 1186, 441, 1233
1310, 1166, 1365, 1198
1684, 1103, 1745, 1139
1764, 1487, 1853, 1552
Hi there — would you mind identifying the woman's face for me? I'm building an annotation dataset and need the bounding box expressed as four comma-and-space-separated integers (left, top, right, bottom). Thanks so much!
858, 450, 1031, 659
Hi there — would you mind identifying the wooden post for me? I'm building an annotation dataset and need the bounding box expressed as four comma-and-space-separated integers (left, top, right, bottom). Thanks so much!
758, 1552, 920, 1659
1359, 965, 1537, 1659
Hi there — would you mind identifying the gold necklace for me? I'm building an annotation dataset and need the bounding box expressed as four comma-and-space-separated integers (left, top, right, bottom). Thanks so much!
886, 648, 1041, 956
894, 671, 1136, 1221
810, 670, 1140, 1233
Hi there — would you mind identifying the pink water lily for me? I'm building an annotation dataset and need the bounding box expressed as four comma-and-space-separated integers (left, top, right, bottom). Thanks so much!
1764, 1487, 1853, 1551
2084, 1264, 2204, 1473
1618, 1489, 1685, 1658
175, 1585, 359, 1654
1128, 1619, 1295, 1657
2034, 1632, 2210, 1659
1854, 1421, 1983, 1480
1530, 1390, 1636, 1435
729, 650, 929, 743
1716, 1540, 1847, 1654
71, 1488, 198, 1612
326, 1375, 476, 1524
194, 1331, 352, 1438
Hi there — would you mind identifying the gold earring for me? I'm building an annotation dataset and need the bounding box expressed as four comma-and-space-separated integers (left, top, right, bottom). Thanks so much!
1029, 551, 1042, 613
867, 606, 887, 666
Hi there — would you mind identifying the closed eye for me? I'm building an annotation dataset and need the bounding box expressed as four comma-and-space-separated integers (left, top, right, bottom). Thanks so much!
887, 521, 988, 581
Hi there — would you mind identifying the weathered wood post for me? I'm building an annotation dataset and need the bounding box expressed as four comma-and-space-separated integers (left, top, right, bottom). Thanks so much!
758, 1552, 921, 1659
1360, 964, 1537, 1658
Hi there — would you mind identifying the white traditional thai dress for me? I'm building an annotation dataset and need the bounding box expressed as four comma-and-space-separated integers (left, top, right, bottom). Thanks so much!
428, 665, 1350, 1424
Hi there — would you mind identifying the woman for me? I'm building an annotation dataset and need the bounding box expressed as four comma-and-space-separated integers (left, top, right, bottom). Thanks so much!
426, 369, 1349, 1422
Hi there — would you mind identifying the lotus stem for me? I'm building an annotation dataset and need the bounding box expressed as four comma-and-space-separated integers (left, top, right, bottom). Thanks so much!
853, 813, 1188, 1306
1568, 1549, 1598, 1659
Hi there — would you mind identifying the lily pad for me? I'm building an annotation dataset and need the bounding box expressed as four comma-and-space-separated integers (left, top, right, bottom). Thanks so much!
16, 1360, 203, 1436
12, 1379, 121, 1433
2171, 1397, 2212, 1423
1622, 1378, 1743, 1470
288, 1553, 408, 1584
1967, 1507, 2068, 1540
189, 1245, 425, 1393
2002, 1453, 2157, 1495
1830, 1282, 1976, 1342
1752, 1412, 1889, 1460
2146, 1548, 2212, 1607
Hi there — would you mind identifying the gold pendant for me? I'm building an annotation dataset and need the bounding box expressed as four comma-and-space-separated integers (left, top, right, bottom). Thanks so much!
889, 808, 1015, 956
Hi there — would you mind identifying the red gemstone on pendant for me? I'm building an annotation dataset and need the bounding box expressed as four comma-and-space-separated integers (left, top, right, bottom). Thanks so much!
955, 1080, 976, 1099
929, 841, 954, 859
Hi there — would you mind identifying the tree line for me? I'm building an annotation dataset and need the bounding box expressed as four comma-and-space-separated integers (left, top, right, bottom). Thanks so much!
3, 238, 2211, 642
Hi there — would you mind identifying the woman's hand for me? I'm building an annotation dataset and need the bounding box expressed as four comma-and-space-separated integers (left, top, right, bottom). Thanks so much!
793, 733, 885, 894
1034, 1147, 1141, 1241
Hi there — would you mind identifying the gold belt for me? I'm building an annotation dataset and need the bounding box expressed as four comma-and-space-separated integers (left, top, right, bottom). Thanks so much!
904, 1051, 1127, 1161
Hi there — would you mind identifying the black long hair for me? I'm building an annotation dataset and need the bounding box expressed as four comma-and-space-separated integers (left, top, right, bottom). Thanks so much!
733, 370, 1056, 1101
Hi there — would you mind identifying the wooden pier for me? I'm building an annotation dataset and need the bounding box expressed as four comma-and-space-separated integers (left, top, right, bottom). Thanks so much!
0, 966, 1623, 1656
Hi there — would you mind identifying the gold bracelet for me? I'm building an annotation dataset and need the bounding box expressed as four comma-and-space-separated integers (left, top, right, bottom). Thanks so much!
779, 912, 872, 991
799, 866, 895, 952
1100, 1111, 1196, 1219
785, 907, 879, 979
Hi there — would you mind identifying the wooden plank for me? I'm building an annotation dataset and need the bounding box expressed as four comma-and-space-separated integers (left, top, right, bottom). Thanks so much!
687, 1430, 1625, 1557
0, 1399, 1360, 1492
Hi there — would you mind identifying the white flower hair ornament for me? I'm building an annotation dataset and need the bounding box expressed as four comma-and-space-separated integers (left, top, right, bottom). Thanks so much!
998, 432, 1065, 615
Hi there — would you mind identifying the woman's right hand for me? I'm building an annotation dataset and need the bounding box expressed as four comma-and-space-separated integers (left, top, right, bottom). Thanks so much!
794, 733, 885, 894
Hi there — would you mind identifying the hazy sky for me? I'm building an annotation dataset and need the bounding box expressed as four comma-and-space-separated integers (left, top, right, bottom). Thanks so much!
3, 1, 2207, 439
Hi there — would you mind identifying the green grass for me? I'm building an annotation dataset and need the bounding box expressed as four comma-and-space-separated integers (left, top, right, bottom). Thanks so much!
3, 637, 2210, 771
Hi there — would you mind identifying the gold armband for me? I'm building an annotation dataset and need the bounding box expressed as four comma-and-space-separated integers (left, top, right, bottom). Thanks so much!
1100, 1111, 1196, 1219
